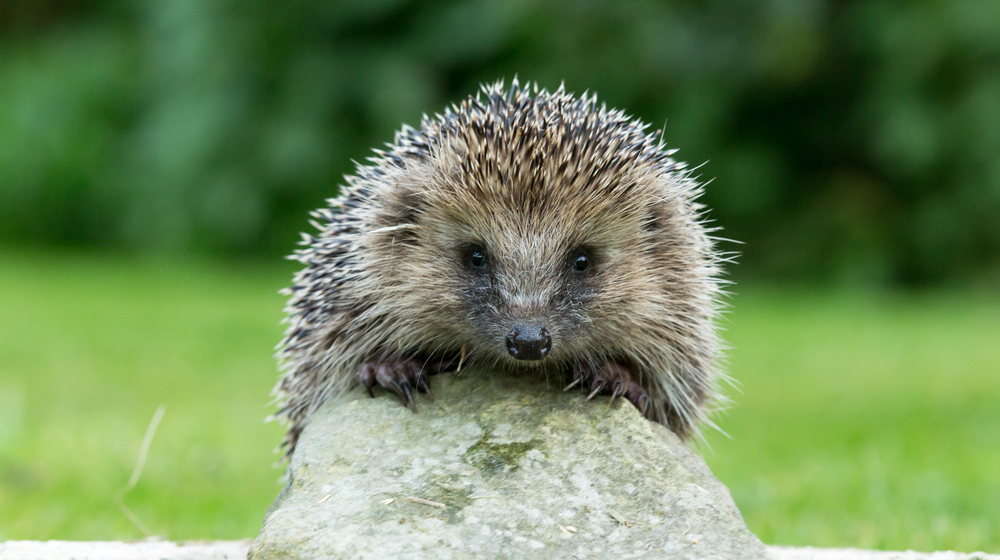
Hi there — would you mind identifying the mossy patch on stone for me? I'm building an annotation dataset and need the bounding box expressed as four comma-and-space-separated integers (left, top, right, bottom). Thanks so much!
464, 436, 540, 474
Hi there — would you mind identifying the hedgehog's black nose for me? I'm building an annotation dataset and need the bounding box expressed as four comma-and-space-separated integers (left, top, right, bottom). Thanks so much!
506, 324, 551, 361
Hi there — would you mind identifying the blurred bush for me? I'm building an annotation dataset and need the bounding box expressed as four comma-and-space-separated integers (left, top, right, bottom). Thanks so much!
1, 0, 998, 284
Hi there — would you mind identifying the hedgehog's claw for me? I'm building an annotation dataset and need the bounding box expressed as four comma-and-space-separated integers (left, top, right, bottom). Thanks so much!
608, 380, 625, 408
563, 376, 582, 392
416, 375, 434, 401
360, 358, 431, 412
571, 362, 650, 417
397, 381, 416, 412
624, 383, 650, 415
586, 381, 605, 401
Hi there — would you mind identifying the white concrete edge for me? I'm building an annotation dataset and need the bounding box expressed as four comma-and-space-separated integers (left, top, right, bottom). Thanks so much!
0, 540, 997, 559
0, 539, 252, 560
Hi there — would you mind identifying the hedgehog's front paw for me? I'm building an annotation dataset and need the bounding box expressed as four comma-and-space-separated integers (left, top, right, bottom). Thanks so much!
565, 362, 649, 415
359, 358, 433, 412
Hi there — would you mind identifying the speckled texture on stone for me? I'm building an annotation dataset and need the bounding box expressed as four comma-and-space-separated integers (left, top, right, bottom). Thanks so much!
249, 371, 768, 559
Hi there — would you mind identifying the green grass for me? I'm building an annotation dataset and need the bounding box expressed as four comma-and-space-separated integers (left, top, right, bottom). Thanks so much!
701, 287, 1000, 553
0, 252, 290, 540
0, 253, 998, 551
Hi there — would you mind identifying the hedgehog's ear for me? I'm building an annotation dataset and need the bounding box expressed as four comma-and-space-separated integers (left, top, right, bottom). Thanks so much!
376, 183, 424, 230
644, 199, 668, 232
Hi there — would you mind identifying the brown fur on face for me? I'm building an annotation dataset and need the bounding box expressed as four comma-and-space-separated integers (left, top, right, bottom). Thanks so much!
272, 80, 730, 456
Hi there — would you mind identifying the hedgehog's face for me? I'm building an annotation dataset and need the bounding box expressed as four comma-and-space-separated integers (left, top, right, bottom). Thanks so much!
440, 194, 661, 369
445, 229, 598, 367
460, 240, 593, 362
374, 156, 673, 371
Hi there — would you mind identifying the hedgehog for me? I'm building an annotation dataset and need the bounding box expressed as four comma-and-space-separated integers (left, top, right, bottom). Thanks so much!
272, 79, 730, 456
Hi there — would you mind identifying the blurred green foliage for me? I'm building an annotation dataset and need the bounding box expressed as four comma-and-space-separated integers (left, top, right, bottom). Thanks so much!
2, 0, 999, 284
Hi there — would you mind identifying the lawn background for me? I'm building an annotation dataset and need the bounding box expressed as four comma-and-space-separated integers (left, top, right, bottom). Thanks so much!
1, 252, 997, 552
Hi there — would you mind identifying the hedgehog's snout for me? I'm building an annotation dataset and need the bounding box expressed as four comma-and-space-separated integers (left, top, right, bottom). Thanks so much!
505, 324, 551, 361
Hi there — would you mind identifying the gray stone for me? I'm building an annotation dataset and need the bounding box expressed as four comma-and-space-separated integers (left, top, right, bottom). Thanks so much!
249, 370, 768, 559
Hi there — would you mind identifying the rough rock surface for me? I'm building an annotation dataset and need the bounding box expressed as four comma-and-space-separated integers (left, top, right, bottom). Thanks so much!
249, 370, 768, 559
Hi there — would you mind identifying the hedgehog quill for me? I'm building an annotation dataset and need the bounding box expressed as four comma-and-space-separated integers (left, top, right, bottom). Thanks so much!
272, 80, 732, 456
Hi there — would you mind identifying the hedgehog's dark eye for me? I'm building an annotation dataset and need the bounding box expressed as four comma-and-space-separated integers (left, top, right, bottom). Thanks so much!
469, 246, 488, 269
571, 251, 589, 273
